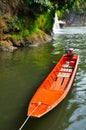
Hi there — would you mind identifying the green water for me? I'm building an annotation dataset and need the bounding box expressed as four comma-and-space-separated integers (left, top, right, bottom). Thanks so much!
0, 27, 86, 130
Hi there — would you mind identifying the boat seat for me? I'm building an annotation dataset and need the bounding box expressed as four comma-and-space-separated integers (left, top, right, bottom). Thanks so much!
57, 72, 71, 78
61, 67, 73, 72
57, 67, 73, 78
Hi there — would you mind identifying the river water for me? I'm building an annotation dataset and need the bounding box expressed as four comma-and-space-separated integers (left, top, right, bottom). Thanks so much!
0, 26, 86, 130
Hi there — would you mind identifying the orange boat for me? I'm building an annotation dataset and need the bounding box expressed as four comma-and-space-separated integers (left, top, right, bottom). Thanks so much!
27, 49, 79, 118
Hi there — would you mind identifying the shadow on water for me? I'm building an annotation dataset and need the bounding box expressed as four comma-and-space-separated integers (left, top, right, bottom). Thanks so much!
0, 26, 86, 130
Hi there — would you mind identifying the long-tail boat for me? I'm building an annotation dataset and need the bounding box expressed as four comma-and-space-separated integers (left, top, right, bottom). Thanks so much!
27, 49, 79, 118
19, 49, 79, 130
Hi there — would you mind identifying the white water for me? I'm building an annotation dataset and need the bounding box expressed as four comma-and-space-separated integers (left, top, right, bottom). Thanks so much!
52, 13, 60, 34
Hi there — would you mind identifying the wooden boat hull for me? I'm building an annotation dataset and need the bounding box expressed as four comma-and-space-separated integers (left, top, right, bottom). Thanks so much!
27, 54, 79, 118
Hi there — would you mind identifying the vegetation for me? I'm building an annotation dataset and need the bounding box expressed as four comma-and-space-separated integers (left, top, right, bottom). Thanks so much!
19, 0, 86, 29
24, 0, 86, 17
1, 0, 86, 39
72, 0, 86, 15
0, 0, 86, 51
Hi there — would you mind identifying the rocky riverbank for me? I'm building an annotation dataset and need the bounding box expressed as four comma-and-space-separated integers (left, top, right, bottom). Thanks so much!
0, 15, 52, 52
0, 0, 86, 52
0, 29, 52, 52
0, 0, 52, 52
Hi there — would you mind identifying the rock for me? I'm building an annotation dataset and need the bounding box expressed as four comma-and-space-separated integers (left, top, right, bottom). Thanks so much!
58, 20, 66, 28
0, 30, 52, 52
0, 40, 18, 52
26, 31, 52, 46
12, 38, 26, 47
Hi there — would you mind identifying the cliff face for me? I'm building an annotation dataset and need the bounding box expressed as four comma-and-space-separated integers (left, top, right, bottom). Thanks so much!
67, 14, 86, 26
0, 0, 18, 15
0, 2, 16, 51
0, 0, 52, 52
0, 0, 26, 16
0, 0, 27, 37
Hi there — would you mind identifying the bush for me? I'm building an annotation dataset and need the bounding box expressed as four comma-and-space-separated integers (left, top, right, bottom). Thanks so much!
35, 10, 54, 32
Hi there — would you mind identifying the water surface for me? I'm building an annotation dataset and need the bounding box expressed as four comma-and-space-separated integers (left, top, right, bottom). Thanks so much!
0, 26, 86, 130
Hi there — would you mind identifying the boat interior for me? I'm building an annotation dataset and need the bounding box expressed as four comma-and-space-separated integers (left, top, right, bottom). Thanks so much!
43, 58, 76, 91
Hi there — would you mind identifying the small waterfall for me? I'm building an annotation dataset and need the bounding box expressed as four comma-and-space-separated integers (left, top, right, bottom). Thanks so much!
52, 13, 60, 34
